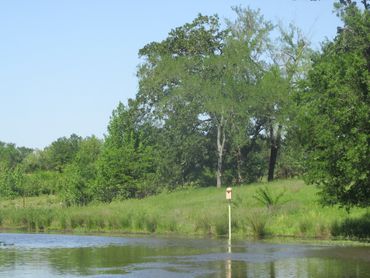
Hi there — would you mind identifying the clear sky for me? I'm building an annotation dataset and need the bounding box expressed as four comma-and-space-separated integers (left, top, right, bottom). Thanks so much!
0, 0, 341, 149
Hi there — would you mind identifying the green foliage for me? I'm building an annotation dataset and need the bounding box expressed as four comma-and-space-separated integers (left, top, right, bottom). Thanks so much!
27, 170, 63, 195
22, 149, 47, 173
275, 137, 305, 179
60, 136, 102, 206
95, 102, 159, 202
153, 99, 212, 188
0, 165, 17, 198
43, 134, 82, 173
0, 141, 32, 169
299, 2, 370, 208
0, 165, 33, 201
12, 165, 26, 198
0, 142, 36, 199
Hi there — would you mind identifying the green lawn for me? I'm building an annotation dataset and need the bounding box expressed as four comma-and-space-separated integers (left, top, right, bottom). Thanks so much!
0, 179, 369, 240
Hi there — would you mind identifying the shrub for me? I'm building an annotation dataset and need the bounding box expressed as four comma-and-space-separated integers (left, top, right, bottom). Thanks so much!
253, 187, 287, 209
331, 213, 370, 239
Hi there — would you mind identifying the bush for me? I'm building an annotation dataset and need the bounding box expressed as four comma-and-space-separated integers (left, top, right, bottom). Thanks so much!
253, 187, 286, 209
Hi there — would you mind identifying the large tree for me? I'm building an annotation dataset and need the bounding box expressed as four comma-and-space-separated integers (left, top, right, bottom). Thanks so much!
137, 14, 226, 187
139, 9, 306, 188
300, 0, 369, 207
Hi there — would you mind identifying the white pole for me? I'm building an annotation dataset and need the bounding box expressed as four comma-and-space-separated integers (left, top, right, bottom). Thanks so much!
226, 187, 232, 245
228, 199, 231, 243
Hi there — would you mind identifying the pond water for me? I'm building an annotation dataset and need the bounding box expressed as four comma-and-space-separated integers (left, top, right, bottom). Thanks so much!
0, 233, 369, 277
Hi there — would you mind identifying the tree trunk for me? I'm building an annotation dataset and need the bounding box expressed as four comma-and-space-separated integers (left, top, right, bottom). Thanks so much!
238, 120, 263, 183
236, 146, 243, 184
268, 124, 282, 182
268, 144, 278, 182
216, 115, 226, 188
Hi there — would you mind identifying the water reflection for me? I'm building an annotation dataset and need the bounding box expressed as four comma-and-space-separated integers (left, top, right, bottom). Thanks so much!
226, 239, 232, 278
0, 233, 369, 277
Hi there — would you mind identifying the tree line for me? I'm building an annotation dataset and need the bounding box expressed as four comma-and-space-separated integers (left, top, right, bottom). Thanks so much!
0, 2, 368, 208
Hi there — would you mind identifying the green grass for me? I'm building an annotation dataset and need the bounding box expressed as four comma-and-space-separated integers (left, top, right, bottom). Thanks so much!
0, 179, 369, 240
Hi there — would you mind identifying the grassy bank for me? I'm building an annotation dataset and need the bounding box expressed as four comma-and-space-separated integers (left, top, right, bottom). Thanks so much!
0, 179, 369, 240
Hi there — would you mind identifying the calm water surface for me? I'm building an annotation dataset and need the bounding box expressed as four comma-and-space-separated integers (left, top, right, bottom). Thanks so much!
0, 233, 369, 277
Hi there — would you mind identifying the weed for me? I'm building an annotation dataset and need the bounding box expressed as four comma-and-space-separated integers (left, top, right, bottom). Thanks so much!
253, 186, 287, 209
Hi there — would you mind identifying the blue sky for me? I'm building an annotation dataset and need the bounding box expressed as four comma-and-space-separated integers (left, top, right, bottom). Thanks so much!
0, 0, 341, 149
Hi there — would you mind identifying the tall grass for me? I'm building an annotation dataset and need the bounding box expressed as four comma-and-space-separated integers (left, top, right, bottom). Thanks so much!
246, 209, 269, 238
0, 179, 368, 240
